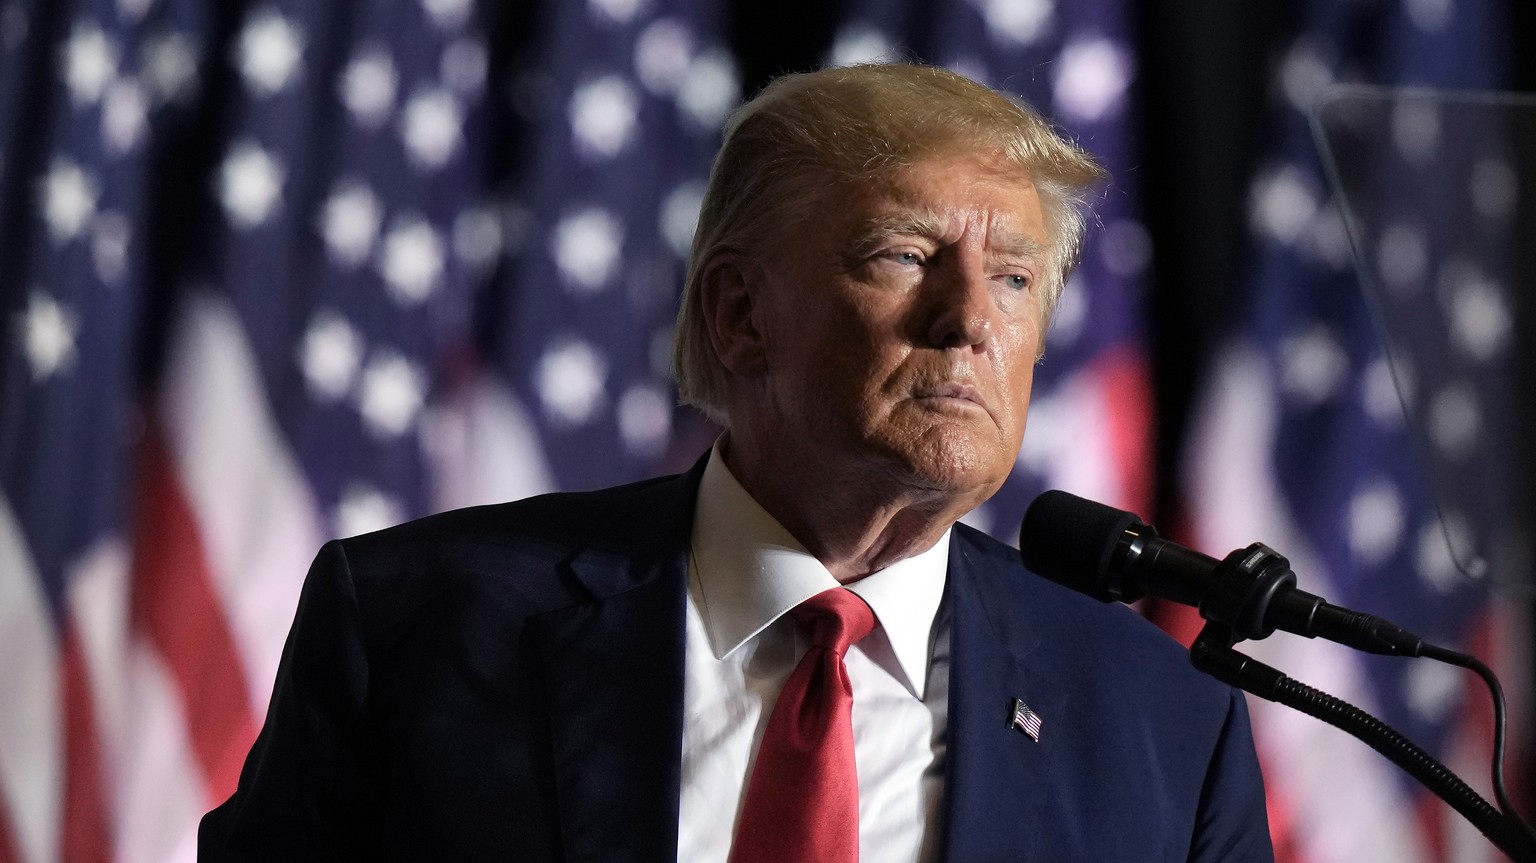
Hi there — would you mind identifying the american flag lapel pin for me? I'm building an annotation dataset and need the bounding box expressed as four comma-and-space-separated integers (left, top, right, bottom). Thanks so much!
1008, 697, 1043, 742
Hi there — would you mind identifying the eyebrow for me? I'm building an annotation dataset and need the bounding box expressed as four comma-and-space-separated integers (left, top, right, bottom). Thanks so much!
847, 207, 1048, 260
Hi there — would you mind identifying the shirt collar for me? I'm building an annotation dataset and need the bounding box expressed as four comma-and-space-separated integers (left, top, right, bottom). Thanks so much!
689, 443, 949, 698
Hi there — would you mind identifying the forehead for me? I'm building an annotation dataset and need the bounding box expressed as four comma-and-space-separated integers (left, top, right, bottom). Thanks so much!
839, 153, 1048, 246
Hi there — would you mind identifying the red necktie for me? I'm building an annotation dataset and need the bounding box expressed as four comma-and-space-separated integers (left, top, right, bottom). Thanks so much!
730, 587, 877, 863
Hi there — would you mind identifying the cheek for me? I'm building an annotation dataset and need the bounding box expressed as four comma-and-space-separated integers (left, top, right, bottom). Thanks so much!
999, 315, 1042, 371
1011, 366, 1036, 420
995, 326, 1040, 423
824, 301, 909, 368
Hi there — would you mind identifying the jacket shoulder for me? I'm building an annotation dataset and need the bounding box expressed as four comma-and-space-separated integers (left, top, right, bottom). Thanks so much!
953, 522, 1214, 690
946, 525, 1271, 861
342, 469, 696, 560
318, 468, 698, 639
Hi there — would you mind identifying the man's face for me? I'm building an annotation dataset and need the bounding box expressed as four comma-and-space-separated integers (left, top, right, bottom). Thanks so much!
739, 151, 1050, 505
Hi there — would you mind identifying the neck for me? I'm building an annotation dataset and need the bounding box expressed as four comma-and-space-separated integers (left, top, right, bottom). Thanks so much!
720, 433, 981, 584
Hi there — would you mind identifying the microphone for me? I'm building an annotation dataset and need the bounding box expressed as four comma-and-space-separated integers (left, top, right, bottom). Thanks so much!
1018, 489, 1427, 656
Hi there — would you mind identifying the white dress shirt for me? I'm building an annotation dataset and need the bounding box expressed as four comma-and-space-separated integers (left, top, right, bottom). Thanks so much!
676, 446, 950, 862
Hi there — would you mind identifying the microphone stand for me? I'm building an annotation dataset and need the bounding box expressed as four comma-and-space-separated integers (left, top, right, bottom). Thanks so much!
1191, 622, 1536, 861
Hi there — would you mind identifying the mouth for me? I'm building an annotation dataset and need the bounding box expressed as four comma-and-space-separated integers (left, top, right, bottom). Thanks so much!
913, 381, 988, 412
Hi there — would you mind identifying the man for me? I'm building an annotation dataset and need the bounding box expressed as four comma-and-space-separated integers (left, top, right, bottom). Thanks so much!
201, 64, 1273, 861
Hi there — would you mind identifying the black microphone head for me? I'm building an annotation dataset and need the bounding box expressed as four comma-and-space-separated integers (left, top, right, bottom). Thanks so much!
1019, 490, 1147, 602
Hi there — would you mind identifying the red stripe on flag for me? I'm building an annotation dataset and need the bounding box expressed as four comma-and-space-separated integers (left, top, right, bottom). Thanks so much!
1092, 345, 1154, 515
1415, 791, 1450, 862
130, 423, 257, 803
0, 787, 19, 863
1261, 762, 1303, 863
60, 622, 111, 863
1089, 346, 1208, 647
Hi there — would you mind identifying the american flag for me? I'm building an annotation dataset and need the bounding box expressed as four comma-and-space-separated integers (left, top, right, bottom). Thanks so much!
1009, 697, 1044, 743
0, 0, 735, 858
7, 0, 1519, 861
1182, 2, 1530, 860
2, 0, 1149, 853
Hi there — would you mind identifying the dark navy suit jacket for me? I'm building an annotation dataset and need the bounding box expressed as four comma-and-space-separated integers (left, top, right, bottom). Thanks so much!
200, 458, 1273, 861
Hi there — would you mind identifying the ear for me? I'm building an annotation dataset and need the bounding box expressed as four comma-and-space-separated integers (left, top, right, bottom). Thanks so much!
699, 254, 768, 377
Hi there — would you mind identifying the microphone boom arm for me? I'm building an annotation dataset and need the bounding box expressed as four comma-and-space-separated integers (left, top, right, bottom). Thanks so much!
1190, 622, 1536, 862
1018, 489, 1536, 854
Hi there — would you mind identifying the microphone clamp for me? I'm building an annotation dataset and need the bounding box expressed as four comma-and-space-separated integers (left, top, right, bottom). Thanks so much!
1205, 543, 1298, 643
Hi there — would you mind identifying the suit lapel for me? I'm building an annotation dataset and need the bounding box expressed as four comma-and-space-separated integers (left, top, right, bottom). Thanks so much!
520, 468, 1068, 860
940, 529, 1074, 861
525, 461, 704, 862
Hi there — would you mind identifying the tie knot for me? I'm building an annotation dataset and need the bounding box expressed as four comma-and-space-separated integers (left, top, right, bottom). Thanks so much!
792, 588, 876, 655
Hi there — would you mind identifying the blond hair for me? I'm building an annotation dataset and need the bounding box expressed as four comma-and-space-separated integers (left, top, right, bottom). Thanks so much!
673, 63, 1106, 424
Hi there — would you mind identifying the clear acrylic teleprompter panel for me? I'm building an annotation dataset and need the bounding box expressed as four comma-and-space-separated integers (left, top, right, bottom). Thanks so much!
1311, 86, 1535, 592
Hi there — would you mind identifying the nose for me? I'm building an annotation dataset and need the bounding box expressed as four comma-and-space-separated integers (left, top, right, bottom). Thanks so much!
924, 256, 994, 350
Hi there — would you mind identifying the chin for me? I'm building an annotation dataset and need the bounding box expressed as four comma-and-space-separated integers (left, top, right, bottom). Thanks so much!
891, 435, 1011, 500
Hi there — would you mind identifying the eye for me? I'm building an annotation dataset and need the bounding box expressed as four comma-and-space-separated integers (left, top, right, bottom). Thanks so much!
886, 250, 925, 266
1001, 273, 1031, 291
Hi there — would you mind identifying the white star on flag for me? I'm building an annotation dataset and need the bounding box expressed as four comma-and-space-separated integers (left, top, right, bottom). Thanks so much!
336, 483, 405, 538
62, 22, 117, 106
357, 351, 426, 438
635, 20, 693, 95
299, 312, 364, 401
340, 48, 398, 127
677, 49, 738, 129
617, 385, 672, 458
237, 9, 305, 96
90, 212, 131, 283
17, 292, 79, 381
1348, 479, 1405, 567
979, 0, 1054, 47
570, 76, 640, 159
537, 339, 608, 426
660, 180, 704, 258
452, 206, 503, 271
441, 39, 487, 95
552, 208, 623, 292
142, 30, 201, 106
828, 23, 898, 67
1280, 325, 1348, 406
219, 142, 285, 228
400, 87, 463, 170
1251, 163, 1322, 246
41, 159, 99, 242
420, 0, 472, 30
102, 79, 148, 153
1053, 37, 1132, 122
1446, 269, 1510, 361
378, 216, 445, 304
590, 0, 645, 26
319, 180, 383, 267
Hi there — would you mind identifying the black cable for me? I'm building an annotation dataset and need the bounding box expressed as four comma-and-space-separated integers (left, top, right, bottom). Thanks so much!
1191, 634, 1536, 861
1421, 643, 1536, 842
